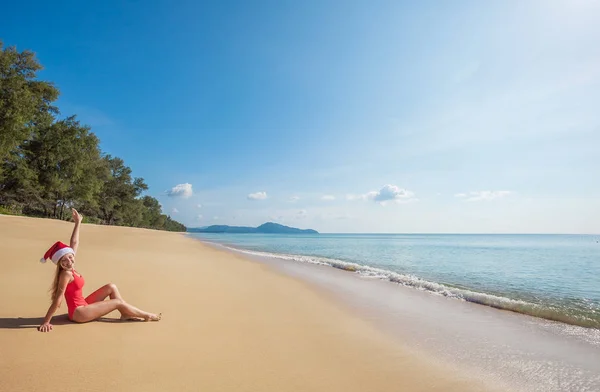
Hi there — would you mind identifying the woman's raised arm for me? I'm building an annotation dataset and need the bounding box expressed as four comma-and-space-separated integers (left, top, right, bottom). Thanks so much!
70, 208, 83, 254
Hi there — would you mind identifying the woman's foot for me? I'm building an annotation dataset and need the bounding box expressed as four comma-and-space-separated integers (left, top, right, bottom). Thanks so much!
144, 312, 161, 322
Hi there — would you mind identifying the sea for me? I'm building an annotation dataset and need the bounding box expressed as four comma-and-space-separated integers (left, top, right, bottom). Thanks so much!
188, 233, 600, 391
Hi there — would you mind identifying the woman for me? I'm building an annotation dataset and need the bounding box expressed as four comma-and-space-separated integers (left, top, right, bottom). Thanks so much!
38, 208, 161, 332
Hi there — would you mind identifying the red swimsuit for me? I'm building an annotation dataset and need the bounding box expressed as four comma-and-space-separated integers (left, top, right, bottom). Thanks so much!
64, 271, 88, 320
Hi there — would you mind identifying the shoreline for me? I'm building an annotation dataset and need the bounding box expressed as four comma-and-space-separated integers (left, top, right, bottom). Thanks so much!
192, 235, 600, 330
191, 233, 600, 392
0, 215, 492, 392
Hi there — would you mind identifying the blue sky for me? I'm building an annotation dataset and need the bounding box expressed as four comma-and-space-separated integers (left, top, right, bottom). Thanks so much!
3, 0, 599, 233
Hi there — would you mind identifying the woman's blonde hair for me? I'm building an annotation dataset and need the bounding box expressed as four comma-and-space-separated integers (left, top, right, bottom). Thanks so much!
49, 262, 65, 304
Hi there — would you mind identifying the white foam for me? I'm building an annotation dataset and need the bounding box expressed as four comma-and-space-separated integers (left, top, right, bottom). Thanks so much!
210, 241, 599, 329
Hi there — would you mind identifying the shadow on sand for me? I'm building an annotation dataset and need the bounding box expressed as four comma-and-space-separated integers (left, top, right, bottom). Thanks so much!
0, 314, 123, 329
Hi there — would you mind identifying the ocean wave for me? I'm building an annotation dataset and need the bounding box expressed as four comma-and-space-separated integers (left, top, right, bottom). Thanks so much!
204, 241, 600, 330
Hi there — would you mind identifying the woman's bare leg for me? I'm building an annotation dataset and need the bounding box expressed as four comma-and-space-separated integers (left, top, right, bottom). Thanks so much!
84, 283, 145, 320
72, 299, 161, 323
118, 302, 154, 321
85, 283, 123, 303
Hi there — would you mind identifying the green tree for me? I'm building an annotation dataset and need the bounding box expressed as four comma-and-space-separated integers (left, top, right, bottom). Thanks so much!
0, 41, 186, 232
98, 156, 148, 225
0, 145, 42, 212
3, 116, 105, 218
163, 215, 186, 232
0, 41, 59, 165
140, 195, 165, 228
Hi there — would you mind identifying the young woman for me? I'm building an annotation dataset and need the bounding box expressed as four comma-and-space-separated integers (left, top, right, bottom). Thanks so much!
38, 208, 161, 332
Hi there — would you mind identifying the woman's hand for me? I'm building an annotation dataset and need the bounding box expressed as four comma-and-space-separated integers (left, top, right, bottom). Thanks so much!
71, 208, 83, 224
38, 323, 53, 332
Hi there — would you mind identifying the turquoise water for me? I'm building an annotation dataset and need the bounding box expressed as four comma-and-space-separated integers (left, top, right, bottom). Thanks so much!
189, 233, 600, 329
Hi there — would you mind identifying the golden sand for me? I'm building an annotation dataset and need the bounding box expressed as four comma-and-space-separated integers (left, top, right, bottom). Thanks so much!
0, 215, 489, 392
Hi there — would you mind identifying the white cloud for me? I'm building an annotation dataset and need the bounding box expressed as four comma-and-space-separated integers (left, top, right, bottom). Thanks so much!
196, 214, 203, 220
197, 204, 202, 208
171, 208, 179, 214
247, 191, 267, 200
296, 210, 307, 219
456, 191, 513, 202
354, 184, 417, 205
213, 216, 219, 220
289, 196, 300, 202
347, 185, 417, 205
167, 183, 193, 198
321, 195, 336, 201
368, 185, 413, 202
346, 185, 417, 205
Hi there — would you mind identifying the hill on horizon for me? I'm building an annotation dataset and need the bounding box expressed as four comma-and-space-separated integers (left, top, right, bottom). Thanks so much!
187, 222, 318, 234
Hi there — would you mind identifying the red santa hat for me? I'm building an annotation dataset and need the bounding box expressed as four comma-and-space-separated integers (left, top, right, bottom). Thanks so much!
40, 241, 75, 264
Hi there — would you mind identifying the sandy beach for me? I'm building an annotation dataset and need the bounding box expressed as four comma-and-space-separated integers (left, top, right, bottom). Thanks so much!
0, 215, 490, 392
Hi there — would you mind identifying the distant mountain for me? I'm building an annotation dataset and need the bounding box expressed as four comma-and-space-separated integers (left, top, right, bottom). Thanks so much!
187, 222, 318, 234
256, 222, 318, 234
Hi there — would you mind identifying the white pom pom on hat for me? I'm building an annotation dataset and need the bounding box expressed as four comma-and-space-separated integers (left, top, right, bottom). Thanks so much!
40, 241, 74, 264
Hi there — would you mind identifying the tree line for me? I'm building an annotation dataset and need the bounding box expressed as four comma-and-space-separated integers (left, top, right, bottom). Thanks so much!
0, 41, 186, 232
